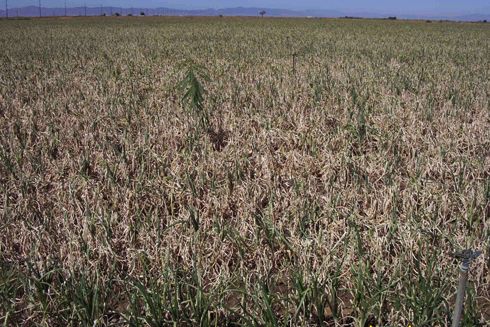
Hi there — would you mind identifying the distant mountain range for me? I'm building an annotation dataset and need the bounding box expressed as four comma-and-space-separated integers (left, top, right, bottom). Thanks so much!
1, 6, 489, 21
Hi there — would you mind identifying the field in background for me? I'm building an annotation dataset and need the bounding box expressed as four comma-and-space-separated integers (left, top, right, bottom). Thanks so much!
0, 16, 489, 326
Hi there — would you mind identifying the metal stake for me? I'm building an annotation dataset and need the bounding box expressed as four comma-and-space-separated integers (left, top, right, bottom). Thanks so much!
451, 249, 481, 327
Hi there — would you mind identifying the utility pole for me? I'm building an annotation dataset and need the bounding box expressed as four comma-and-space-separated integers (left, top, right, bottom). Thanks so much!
84, 2, 87, 16
64, 0, 67, 16
39, 0, 42, 17
5, 0, 8, 19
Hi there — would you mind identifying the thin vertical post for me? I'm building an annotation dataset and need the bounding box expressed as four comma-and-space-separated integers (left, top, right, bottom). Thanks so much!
452, 261, 469, 327
84, 2, 87, 16
39, 0, 42, 17
5, 0, 8, 18
451, 249, 481, 327
292, 52, 297, 75
64, 0, 67, 16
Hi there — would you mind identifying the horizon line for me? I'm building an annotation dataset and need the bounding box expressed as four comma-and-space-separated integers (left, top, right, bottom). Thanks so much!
1, 5, 489, 21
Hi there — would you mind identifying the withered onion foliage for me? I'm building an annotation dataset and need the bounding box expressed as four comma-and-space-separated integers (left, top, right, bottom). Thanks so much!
0, 16, 489, 326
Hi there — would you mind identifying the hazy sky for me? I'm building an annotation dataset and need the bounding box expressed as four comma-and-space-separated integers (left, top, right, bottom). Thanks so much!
6, 0, 490, 15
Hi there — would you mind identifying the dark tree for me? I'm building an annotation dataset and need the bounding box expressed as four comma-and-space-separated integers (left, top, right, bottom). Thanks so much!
259, 10, 266, 18
140, 12, 145, 16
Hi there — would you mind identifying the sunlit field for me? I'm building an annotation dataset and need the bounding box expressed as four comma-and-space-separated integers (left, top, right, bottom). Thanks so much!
0, 16, 489, 326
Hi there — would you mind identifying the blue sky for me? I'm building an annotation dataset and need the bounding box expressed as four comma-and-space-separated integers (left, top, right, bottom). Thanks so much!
6, 0, 490, 15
